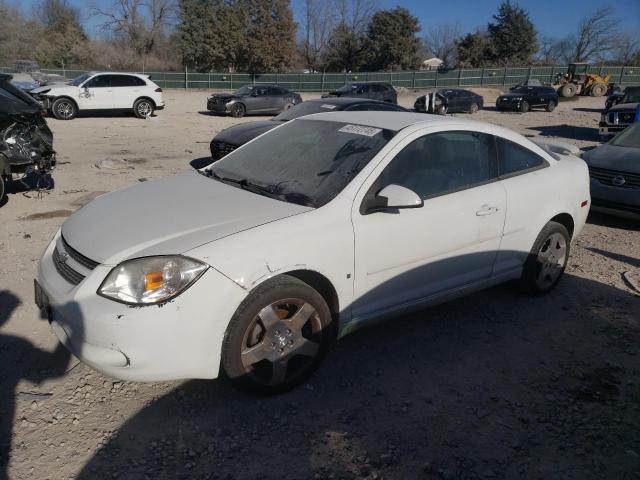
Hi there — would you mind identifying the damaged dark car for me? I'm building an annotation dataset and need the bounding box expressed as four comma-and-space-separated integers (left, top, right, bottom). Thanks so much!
0, 74, 56, 204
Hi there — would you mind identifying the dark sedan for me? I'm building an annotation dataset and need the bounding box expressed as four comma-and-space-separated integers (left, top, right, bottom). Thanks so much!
414, 88, 483, 114
210, 97, 407, 160
496, 85, 558, 113
207, 84, 302, 118
321, 82, 397, 104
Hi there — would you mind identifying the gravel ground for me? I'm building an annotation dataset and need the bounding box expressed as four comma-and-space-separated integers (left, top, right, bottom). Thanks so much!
0, 89, 639, 480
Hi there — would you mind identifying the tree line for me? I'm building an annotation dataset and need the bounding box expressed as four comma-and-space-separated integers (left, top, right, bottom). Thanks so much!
0, 0, 638, 73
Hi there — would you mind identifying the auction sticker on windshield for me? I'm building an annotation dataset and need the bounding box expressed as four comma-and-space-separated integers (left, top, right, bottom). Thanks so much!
321, 104, 338, 109
338, 124, 382, 137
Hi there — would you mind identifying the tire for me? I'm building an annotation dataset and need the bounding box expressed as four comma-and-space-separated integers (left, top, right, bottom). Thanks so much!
230, 103, 245, 118
546, 100, 556, 112
560, 84, 576, 98
590, 83, 607, 97
283, 102, 294, 111
469, 102, 479, 114
133, 98, 154, 119
520, 221, 571, 294
51, 98, 77, 120
520, 100, 529, 113
221, 275, 334, 393
436, 104, 447, 115
0, 175, 6, 206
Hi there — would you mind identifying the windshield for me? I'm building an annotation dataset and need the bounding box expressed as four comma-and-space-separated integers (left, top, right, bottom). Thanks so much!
273, 101, 341, 121
206, 119, 395, 207
336, 84, 358, 93
68, 73, 91, 86
622, 88, 640, 104
233, 85, 255, 96
610, 122, 640, 148
511, 87, 530, 94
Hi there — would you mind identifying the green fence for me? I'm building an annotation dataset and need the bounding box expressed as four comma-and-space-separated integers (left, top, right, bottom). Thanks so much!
2, 64, 639, 91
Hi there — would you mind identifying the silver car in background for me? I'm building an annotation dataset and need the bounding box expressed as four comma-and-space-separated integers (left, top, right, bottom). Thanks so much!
583, 122, 640, 219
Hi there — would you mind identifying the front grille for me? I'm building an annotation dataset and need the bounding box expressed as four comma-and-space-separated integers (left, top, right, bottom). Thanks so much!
61, 236, 99, 270
211, 141, 238, 160
53, 247, 85, 285
592, 198, 640, 214
589, 166, 640, 189
607, 111, 635, 125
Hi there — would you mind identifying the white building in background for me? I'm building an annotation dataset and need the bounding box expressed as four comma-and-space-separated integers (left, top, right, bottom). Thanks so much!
421, 57, 444, 70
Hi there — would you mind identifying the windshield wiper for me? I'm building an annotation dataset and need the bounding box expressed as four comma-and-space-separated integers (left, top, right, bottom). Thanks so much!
205, 168, 283, 200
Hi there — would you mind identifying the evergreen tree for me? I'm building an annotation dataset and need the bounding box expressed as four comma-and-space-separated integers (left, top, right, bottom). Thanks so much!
364, 7, 421, 71
487, 1, 537, 65
456, 32, 494, 67
324, 23, 366, 72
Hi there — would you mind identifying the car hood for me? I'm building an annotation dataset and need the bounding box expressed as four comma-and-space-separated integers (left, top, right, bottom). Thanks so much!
583, 143, 640, 173
31, 84, 76, 95
214, 120, 281, 145
607, 102, 639, 112
209, 93, 244, 100
61, 171, 312, 265
498, 93, 524, 99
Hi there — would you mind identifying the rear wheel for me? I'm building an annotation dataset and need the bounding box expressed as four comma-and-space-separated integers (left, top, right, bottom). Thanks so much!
230, 103, 245, 118
133, 98, 154, 118
590, 83, 607, 97
560, 83, 576, 98
222, 275, 334, 393
546, 100, 556, 112
469, 102, 479, 114
520, 100, 529, 113
51, 98, 77, 120
520, 221, 570, 294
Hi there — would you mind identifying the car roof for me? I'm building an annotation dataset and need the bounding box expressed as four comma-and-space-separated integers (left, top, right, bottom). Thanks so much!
307, 97, 396, 106
299, 111, 482, 132
87, 71, 150, 78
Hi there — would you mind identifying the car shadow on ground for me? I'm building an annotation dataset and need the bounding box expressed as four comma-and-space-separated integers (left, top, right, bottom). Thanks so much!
527, 125, 598, 142
573, 107, 603, 113
0, 290, 75, 480
74, 270, 640, 480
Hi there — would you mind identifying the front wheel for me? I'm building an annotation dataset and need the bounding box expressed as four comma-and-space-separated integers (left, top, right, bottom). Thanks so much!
435, 104, 447, 115
520, 221, 570, 294
221, 275, 334, 393
51, 98, 77, 120
520, 100, 530, 113
469, 102, 479, 114
230, 103, 245, 118
133, 98, 154, 119
546, 100, 556, 112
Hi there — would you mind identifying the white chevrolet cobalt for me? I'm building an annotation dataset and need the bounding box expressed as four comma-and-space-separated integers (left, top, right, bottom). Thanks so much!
36, 112, 590, 392
30, 72, 165, 120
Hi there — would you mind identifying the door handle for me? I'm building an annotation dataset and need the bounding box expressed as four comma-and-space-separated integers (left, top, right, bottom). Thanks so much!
476, 205, 499, 216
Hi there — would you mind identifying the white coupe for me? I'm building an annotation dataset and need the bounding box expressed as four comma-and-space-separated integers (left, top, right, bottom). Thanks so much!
36, 112, 590, 392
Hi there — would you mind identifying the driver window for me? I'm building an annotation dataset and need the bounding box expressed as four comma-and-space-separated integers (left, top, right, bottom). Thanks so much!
377, 131, 495, 199
85, 75, 111, 88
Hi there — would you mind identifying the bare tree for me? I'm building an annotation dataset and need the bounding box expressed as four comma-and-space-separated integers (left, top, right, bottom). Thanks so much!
36, 0, 81, 28
423, 23, 461, 67
537, 36, 563, 65
560, 6, 620, 62
92, 0, 176, 55
299, 0, 337, 71
610, 31, 640, 64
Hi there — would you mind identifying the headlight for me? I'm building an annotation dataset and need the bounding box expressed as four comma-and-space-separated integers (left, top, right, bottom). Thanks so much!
98, 256, 208, 305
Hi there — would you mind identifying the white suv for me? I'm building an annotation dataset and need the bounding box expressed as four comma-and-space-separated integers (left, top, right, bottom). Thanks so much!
30, 72, 165, 120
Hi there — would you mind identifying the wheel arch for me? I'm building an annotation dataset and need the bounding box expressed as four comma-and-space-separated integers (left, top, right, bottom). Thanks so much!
549, 212, 575, 238
134, 96, 156, 108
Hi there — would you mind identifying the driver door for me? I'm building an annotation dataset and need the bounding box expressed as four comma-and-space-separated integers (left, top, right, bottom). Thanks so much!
79, 75, 114, 109
351, 130, 506, 319
248, 86, 270, 112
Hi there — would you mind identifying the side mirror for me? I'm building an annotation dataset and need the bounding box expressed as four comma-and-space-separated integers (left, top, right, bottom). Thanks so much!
365, 184, 423, 213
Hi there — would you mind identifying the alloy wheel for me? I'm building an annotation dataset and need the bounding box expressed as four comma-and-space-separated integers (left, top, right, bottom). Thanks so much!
56, 101, 74, 119
535, 232, 567, 289
240, 298, 322, 386
137, 101, 152, 117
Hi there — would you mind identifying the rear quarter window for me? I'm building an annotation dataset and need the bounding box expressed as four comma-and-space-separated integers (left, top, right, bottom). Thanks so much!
497, 137, 547, 177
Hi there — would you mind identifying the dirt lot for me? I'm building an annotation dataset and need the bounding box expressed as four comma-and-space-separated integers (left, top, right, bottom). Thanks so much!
1, 89, 639, 480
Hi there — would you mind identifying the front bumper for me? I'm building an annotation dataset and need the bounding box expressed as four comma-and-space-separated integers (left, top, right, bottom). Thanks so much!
36, 231, 248, 381
207, 98, 231, 113
589, 178, 640, 219
598, 122, 629, 136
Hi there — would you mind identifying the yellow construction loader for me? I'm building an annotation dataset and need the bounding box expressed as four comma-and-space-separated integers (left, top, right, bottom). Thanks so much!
555, 63, 611, 97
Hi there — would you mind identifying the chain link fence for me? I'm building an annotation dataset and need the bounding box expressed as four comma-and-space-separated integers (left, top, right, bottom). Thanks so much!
2, 65, 638, 91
